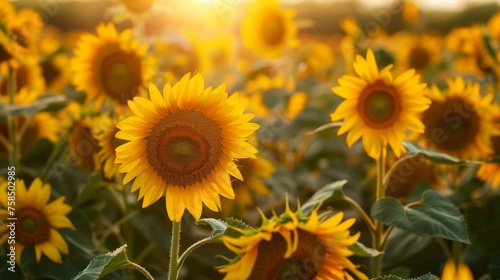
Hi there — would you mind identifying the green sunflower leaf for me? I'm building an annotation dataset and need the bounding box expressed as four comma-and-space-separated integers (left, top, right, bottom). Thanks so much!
0, 94, 67, 117
197, 218, 229, 238
371, 190, 470, 244
300, 179, 348, 215
348, 241, 382, 257
305, 122, 343, 135
71, 245, 152, 280
403, 141, 481, 165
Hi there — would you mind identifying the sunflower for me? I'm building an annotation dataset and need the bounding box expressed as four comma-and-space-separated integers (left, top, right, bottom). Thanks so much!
395, 33, 442, 73
403, 1, 419, 26
441, 260, 473, 280
0, 31, 17, 73
445, 26, 499, 77
93, 114, 126, 180
331, 49, 430, 159
385, 156, 443, 199
115, 73, 259, 221
0, 178, 75, 264
240, 0, 298, 59
0, 0, 15, 22
221, 156, 274, 218
68, 116, 101, 173
219, 204, 368, 280
71, 23, 152, 106
7, 8, 44, 49
420, 77, 497, 160
476, 112, 500, 190
0, 55, 45, 104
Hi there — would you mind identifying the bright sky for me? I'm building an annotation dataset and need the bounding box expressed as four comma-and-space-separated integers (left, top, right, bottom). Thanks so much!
196, 0, 500, 11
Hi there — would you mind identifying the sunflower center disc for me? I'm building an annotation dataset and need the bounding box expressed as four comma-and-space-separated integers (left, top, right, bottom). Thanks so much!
99, 48, 142, 103
0, 45, 12, 63
423, 97, 480, 153
248, 230, 326, 280
147, 110, 222, 186
16, 207, 50, 246
358, 81, 401, 129
263, 12, 285, 46
408, 46, 431, 70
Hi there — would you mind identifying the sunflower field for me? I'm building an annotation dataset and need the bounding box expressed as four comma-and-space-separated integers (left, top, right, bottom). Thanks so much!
1, 0, 500, 279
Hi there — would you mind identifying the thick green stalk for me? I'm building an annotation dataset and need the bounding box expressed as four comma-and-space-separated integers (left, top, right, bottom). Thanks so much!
168, 221, 181, 280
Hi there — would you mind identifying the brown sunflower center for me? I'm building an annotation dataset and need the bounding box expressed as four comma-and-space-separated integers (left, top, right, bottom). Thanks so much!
16, 207, 50, 246
146, 110, 222, 186
42, 61, 61, 88
0, 44, 13, 63
262, 12, 286, 47
97, 47, 143, 104
422, 97, 480, 154
358, 81, 401, 129
408, 46, 431, 70
248, 229, 327, 280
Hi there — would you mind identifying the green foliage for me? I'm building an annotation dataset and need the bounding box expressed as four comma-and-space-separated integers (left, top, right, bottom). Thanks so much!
371, 190, 470, 244
72, 245, 148, 280
383, 228, 431, 267
197, 218, 253, 239
0, 94, 67, 117
300, 179, 347, 215
403, 141, 480, 165
348, 241, 382, 257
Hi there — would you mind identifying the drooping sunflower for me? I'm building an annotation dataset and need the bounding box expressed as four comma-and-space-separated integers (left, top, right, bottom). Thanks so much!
420, 77, 497, 160
115, 73, 259, 221
331, 49, 430, 159
221, 156, 274, 218
219, 204, 368, 280
70, 23, 153, 106
476, 111, 500, 190
0, 178, 75, 264
240, 0, 298, 59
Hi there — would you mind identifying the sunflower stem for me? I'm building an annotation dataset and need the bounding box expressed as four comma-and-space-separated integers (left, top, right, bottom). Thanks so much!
7, 65, 18, 166
372, 151, 386, 278
178, 237, 217, 270
168, 220, 181, 280
128, 261, 155, 280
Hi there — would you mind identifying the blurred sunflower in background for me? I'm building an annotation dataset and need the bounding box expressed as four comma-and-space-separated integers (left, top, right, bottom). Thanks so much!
0, 178, 75, 264
476, 107, 500, 190
93, 114, 126, 181
331, 49, 430, 159
70, 23, 153, 106
219, 204, 367, 280
395, 33, 442, 74
420, 77, 497, 160
68, 115, 101, 174
240, 0, 298, 59
0, 55, 45, 104
441, 259, 474, 280
221, 155, 275, 218
115, 73, 259, 221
